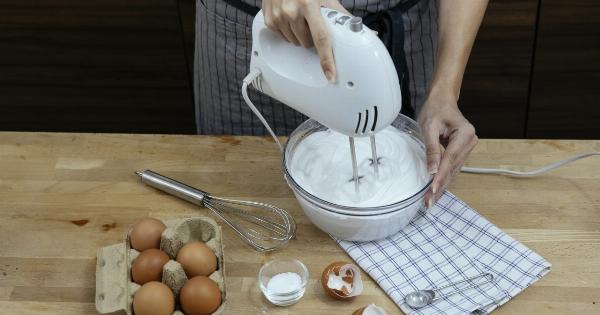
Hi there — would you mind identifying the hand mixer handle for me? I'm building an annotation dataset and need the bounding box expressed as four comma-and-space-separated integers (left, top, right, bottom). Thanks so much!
135, 170, 209, 207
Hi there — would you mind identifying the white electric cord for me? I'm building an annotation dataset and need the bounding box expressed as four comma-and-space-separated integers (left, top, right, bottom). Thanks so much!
461, 151, 600, 177
242, 69, 283, 152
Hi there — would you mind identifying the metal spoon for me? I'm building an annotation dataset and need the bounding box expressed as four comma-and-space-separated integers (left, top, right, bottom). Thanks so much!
405, 273, 494, 309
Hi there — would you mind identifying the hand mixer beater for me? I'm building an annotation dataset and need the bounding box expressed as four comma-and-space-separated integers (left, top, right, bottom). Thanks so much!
242, 8, 402, 190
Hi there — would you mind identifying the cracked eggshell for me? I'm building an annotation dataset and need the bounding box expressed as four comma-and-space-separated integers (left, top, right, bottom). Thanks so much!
321, 261, 363, 299
352, 304, 389, 315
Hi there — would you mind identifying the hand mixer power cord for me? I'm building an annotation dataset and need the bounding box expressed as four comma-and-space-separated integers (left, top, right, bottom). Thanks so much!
461, 151, 600, 177
243, 71, 598, 178
242, 69, 284, 152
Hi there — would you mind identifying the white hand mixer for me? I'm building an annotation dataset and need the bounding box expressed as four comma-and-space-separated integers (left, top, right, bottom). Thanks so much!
242, 7, 401, 189
241, 7, 599, 185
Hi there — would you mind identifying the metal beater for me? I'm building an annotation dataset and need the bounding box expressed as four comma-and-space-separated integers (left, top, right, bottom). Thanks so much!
349, 135, 380, 191
135, 170, 296, 252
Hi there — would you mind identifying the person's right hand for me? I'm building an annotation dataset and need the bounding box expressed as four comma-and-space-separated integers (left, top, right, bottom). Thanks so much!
262, 0, 350, 83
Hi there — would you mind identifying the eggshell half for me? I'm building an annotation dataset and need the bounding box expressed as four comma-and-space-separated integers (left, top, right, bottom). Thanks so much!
321, 261, 363, 299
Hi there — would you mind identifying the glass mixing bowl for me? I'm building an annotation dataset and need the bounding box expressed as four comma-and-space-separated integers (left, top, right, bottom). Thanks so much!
282, 114, 433, 241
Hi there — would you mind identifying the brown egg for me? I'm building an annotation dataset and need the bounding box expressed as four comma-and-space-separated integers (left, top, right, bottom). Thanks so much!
132, 281, 175, 315
176, 241, 217, 277
130, 218, 166, 251
131, 249, 170, 285
180, 276, 222, 315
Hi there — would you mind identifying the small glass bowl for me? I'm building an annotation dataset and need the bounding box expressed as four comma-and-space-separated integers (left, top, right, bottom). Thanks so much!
258, 259, 309, 306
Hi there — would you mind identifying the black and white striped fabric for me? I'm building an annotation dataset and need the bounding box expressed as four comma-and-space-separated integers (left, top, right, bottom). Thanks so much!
336, 192, 551, 315
195, 0, 438, 135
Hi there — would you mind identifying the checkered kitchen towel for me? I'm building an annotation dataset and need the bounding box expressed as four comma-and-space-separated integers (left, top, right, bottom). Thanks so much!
336, 192, 551, 315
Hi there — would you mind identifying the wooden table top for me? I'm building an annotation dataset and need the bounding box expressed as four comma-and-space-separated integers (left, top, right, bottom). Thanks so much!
0, 132, 598, 314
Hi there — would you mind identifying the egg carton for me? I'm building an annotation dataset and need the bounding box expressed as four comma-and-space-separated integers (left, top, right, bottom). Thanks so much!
95, 216, 226, 315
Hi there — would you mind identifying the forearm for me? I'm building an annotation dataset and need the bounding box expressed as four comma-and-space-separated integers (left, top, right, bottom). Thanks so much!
428, 0, 488, 102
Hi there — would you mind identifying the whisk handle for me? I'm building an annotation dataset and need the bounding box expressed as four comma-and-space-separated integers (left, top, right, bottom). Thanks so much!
135, 170, 208, 207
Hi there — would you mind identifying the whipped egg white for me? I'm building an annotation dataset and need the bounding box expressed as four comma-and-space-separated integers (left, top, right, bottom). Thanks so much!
288, 126, 429, 208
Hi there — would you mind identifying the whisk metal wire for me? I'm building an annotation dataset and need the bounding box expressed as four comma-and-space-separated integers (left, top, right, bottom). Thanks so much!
135, 170, 296, 252
209, 197, 291, 238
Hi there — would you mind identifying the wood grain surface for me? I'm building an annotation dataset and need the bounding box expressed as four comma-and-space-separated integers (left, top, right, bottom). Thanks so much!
460, 0, 538, 138
527, 0, 600, 139
0, 0, 195, 134
0, 132, 599, 314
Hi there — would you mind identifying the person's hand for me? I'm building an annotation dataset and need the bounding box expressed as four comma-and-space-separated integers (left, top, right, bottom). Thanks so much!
418, 92, 478, 208
262, 0, 350, 82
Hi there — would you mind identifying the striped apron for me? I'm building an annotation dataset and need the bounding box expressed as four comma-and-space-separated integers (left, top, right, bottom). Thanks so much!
195, 0, 438, 135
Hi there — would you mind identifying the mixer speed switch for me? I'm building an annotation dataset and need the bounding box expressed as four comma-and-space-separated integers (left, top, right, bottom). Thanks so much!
335, 15, 351, 25
349, 17, 363, 32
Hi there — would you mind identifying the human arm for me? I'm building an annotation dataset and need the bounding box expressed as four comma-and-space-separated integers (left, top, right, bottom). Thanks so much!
418, 0, 489, 207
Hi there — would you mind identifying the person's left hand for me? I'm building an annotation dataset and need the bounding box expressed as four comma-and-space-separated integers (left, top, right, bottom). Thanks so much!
417, 91, 478, 208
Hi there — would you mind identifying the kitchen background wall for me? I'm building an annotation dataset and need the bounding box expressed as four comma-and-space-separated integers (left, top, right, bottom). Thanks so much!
1, 0, 598, 138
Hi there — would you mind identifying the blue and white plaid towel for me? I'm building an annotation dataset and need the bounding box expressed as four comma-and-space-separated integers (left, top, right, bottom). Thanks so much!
336, 192, 551, 315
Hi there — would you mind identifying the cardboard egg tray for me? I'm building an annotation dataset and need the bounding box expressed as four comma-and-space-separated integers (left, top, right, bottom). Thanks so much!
95, 216, 226, 315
